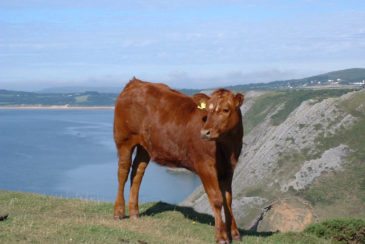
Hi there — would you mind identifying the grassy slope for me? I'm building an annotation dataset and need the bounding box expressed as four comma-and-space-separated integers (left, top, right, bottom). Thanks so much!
297, 91, 365, 219
243, 89, 352, 133
0, 191, 328, 244
240, 89, 365, 225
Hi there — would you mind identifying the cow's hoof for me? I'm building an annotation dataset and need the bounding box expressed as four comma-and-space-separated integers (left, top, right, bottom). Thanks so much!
232, 230, 241, 241
216, 231, 229, 243
217, 239, 229, 244
113, 215, 124, 220
129, 214, 139, 220
232, 233, 241, 241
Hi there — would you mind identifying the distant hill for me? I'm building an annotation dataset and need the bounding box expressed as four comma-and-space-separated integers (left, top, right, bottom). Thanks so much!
0, 88, 203, 107
21, 68, 365, 94
226, 68, 365, 90
0, 90, 117, 107
1, 68, 364, 106
39, 86, 200, 96
39, 68, 365, 94
303, 68, 365, 83
38, 86, 123, 94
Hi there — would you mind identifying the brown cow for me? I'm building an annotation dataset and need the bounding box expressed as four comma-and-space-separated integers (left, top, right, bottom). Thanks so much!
113, 78, 244, 243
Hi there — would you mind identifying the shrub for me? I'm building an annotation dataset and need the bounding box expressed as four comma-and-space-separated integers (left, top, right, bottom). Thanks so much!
304, 218, 365, 243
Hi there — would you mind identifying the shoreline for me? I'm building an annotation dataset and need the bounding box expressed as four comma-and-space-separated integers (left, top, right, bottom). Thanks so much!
0, 105, 114, 110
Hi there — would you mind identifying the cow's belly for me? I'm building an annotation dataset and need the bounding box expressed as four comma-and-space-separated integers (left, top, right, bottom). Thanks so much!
140, 126, 194, 169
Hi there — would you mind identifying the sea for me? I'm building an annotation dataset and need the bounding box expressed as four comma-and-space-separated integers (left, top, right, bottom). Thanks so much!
0, 109, 201, 203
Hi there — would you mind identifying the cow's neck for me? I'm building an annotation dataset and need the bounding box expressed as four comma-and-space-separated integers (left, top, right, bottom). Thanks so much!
216, 122, 243, 167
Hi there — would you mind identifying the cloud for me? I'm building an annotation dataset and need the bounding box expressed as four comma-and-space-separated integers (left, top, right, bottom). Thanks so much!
0, 1, 364, 89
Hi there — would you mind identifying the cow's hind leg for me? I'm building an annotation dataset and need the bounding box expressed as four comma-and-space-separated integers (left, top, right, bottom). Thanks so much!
114, 143, 134, 220
129, 145, 150, 219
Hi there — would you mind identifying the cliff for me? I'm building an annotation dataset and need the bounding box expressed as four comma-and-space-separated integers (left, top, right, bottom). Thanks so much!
183, 88, 365, 232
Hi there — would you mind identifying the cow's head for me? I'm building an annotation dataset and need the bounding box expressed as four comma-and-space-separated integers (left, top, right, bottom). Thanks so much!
193, 89, 244, 140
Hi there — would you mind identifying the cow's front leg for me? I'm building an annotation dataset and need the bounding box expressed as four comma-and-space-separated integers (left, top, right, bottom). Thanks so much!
222, 182, 240, 241
199, 168, 229, 244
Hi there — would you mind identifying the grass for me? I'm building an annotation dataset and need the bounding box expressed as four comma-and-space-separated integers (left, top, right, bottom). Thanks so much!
243, 92, 285, 133
305, 219, 365, 243
0, 190, 333, 244
272, 150, 311, 189
270, 89, 352, 126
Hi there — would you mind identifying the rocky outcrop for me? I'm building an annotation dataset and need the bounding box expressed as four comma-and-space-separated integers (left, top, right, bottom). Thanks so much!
281, 144, 350, 191
252, 198, 315, 232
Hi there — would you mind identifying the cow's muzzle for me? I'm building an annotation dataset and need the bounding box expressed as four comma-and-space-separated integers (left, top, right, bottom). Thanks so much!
200, 129, 211, 140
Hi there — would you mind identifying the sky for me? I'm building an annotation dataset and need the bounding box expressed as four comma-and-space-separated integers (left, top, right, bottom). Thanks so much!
1, 0, 365, 90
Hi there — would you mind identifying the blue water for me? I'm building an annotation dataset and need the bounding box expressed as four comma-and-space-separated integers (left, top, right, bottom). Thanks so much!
0, 109, 200, 203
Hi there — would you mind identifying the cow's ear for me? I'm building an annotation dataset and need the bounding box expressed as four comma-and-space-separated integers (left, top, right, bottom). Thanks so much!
192, 93, 210, 110
234, 93, 244, 107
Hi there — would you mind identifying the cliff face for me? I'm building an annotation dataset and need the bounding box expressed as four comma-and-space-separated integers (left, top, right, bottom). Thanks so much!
183, 89, 365, 231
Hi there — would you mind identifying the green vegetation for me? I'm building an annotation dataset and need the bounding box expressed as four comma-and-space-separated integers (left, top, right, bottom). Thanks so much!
296, 91, 365, 218
275, 151, 308, 180
304, 68, 365, 84
243, 92, 285, 133
341, 90, 365, 117
300, 182, 339, 206
0, 88, 201, 107
227, 68, 365, 90
305, 219, 365, 243
0, 90, 117, 107
270, 89, 352, 125
0, 190, 335, 243
244, 89, 352, 133
244, 186, 265, 198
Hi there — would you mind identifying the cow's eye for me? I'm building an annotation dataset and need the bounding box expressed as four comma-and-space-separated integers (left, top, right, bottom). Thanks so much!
202, 116, 207, 122
223, 108, 230, 113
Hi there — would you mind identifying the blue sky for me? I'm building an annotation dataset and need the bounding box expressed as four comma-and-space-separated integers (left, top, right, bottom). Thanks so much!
1, 0, 365, 90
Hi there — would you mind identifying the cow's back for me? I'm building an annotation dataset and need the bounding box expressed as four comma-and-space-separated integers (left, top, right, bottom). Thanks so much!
113, 78, 210, 169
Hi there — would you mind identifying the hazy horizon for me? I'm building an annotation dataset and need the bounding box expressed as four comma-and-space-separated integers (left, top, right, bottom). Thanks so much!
1, 0, 365, 90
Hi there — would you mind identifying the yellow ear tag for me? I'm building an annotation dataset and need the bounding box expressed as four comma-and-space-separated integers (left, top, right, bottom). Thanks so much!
197, 102, 206, 110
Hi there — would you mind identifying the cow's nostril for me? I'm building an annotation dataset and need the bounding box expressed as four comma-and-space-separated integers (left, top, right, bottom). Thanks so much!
200, 129, 211, 139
